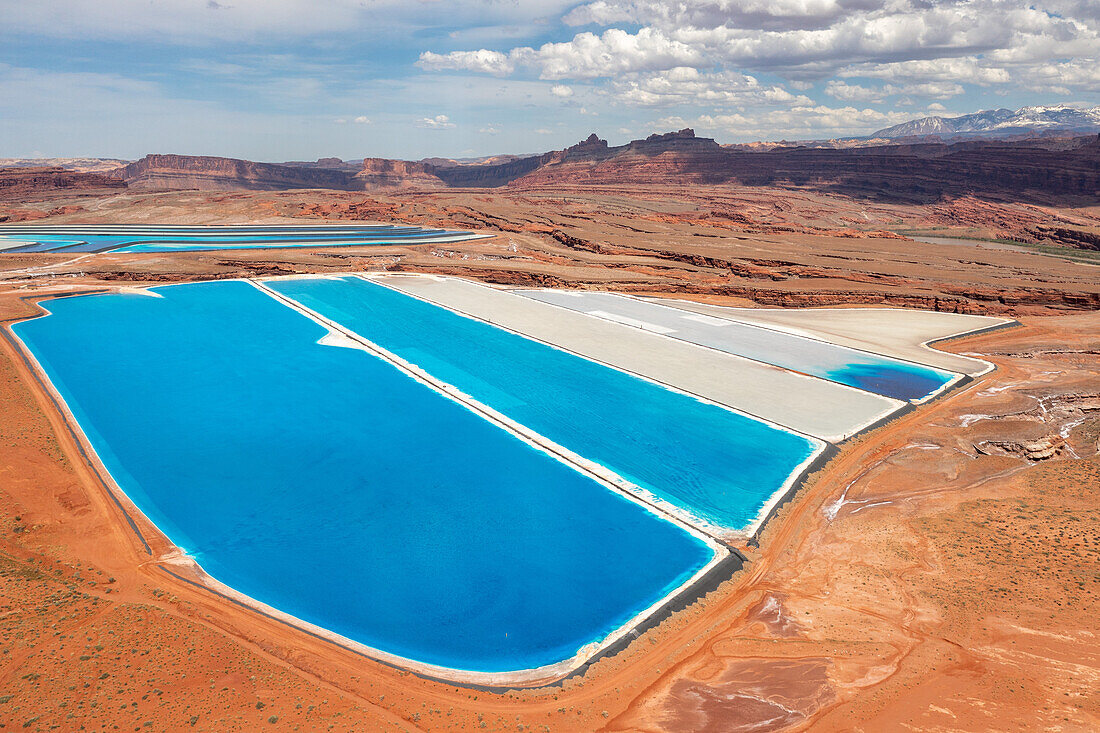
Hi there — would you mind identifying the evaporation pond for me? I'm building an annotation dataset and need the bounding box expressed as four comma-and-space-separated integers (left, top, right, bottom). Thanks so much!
267, 276, 821, 531
518, 290, 957, 401
13, 280, 714, 674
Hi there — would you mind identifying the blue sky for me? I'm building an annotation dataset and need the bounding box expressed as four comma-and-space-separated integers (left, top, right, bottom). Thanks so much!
2, 1, 1097, 161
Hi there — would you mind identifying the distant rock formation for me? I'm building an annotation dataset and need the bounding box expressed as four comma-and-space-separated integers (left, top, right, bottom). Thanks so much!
96, 130, 1100, 202
355, 158, 445, 188
0, 166, 126, 199
421, 154, 536, 168
0, 158, 129, 173
568, 134, 609, 154
114, 154, 362, 191
510, 132, 1100, 202
111, 151, 546, 191
279, 157, 363, 172
359, 130, 719, 188
632, 128, 720, 152
427, 154, 551, 188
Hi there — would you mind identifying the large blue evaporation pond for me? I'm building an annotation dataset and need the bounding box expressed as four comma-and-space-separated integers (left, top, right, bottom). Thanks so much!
268, 276, 821, 531
516, 291, 956, 402
14, 281, 714, 673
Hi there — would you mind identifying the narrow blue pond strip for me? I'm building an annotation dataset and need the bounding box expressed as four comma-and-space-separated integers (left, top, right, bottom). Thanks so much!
268, 276, 821, 532
0, 225, 485, 253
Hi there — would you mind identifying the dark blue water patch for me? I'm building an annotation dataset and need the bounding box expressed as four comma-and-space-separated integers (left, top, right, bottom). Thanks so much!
268, 276, 821, 532
824, 362, 950, 402
14, 281, 713, 673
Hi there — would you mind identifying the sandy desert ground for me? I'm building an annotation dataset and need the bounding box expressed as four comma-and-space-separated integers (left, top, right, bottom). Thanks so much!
0, 184, 1097, 731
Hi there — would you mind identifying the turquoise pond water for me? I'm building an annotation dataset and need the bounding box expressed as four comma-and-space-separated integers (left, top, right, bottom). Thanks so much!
112, 231, 472, 253
0, 225, 482, 254
268, 276, 821, 531
14, 281, 714, 673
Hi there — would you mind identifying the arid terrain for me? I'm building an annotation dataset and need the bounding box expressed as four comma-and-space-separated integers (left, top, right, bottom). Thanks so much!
0, 170, 1097, 731
2, 181, 1099, 309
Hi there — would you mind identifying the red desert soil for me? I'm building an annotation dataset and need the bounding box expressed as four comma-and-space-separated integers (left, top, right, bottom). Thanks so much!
2, 186, 1098, 312
0, 186, 1097, 732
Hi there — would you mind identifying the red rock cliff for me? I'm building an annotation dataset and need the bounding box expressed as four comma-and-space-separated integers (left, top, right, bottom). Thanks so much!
355, 159, 445, 188
115, 154, 362, 191
513, 133, 1100, 201
0, 166, 126, 199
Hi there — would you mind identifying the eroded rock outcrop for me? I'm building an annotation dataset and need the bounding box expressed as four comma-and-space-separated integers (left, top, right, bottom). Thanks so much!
115, 154, 362, 191
355, 159, 445, 188
428, 155, 550, 188
0, 166, 126, 199
95, 132, 1100, 201
512, 134, 1100, 201
1028, 225, 1100, 250
1022, 436, 1066, 460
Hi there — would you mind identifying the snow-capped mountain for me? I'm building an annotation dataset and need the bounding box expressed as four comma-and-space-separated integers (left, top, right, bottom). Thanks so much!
871, 105, 1100, 140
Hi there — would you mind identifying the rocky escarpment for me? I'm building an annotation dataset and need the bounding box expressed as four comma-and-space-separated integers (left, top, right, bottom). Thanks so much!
0, 157, 130, 173
514, 132, 1100, 201
416, 130, 720, 188
111, 151, 546, 191
279, 157, 363, 172
429, 154, 551, 188
95, 131, 1100, 202
424, 128, 1100, 201
355, 158, 446, 188
0, 166, 126, 199
1027, 225, 1100, 250
115, 154, 362, 191
353, 155, 548, 188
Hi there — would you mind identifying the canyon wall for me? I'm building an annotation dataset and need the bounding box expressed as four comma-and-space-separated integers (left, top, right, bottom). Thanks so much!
430, 154, 550, 188
514, 133, 1100, 201
93, 131, 1100, 203
355, 158, 445, 188
0, 167, 126, 199
115, 154, 362, 191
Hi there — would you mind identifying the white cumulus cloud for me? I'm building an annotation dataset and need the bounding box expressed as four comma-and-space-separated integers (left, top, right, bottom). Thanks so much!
825, 80, 964, 103
417, 49, 515, 75
415, 114, 456, 129
611, 67, 810, 107
527, 27, 702, 79
688, 104, 912, 138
